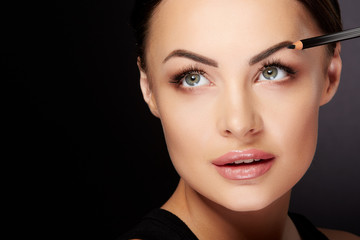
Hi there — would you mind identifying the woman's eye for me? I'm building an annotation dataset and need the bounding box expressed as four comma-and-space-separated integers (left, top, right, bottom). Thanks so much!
182, 73, 210, 87
259, 66, 288, 81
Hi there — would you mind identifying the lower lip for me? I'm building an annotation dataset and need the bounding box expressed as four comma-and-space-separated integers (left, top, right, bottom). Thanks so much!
213, 158, 274, 180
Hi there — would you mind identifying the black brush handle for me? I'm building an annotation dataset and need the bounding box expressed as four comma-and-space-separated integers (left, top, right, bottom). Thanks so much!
302, 27, 360, 49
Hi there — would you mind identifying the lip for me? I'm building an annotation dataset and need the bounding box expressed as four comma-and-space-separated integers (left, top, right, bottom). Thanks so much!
212, 149, 275, 180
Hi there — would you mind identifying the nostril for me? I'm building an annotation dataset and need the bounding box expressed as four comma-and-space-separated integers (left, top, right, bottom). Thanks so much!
224, 127, 260, 138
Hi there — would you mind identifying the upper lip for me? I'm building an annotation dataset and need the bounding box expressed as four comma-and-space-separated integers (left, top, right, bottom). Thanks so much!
212, 149, 275, 166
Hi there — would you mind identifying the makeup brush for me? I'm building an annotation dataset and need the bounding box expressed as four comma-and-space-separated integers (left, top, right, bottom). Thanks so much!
288, 27, 360, 50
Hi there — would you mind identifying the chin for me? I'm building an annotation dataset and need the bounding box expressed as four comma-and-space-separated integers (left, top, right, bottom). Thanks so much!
222, 197, 274, 212
202, 189, 280, 213
224, 185, 293, 213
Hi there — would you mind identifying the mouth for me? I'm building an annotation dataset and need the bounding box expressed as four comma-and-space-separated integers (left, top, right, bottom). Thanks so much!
212, 149, 275, 180
225, 158, 263, 165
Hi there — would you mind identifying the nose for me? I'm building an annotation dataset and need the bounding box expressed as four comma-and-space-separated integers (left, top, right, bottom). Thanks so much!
217, 86, 263, 141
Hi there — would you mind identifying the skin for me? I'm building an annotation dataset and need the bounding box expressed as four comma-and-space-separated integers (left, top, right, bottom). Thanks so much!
136, 0, 348, 239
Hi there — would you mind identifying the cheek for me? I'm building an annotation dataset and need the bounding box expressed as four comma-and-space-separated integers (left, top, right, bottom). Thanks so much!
157, 91, 215, 164
261, 79, 322, 188
153, 85, 223, 186
268, 92, 319, 156
272, 100, 318, 169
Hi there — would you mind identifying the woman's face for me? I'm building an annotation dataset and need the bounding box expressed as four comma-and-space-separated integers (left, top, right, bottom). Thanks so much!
140, 0, 340, 211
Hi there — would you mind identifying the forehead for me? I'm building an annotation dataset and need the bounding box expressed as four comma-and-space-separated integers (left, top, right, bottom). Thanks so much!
146, 0, 320, 65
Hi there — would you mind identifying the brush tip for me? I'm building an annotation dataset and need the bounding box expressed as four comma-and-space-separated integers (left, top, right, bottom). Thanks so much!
287, 45, 296, 49
288, 40, 303, 50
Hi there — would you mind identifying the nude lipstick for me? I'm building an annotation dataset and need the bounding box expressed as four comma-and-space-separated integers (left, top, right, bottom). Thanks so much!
212, 149, 275, 180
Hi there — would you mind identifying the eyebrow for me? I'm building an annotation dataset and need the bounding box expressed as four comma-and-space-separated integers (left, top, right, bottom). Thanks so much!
163, 41, 292, 68
249, 41, 293, 65
163, 49, 219, 67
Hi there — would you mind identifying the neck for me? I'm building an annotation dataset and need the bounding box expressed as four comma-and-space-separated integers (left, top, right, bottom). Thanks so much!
162, 179, 300, 240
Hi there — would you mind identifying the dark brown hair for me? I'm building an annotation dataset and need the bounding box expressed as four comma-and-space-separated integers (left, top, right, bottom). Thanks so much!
131, 0, 342, 70
298, 0, 342, 53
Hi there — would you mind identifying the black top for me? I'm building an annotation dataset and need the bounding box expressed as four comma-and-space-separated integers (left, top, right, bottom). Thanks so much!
119, 209, 328, 240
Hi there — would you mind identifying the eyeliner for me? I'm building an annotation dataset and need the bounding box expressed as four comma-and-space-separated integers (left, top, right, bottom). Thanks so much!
288, 27, 360, 50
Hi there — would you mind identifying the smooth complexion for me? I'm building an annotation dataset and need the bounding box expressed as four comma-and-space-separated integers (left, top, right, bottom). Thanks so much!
138, 0, 342, 239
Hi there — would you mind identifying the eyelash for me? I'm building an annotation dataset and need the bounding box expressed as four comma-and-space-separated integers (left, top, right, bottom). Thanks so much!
169, 60, 297, 86
169, 65, 207, 85
259, 60, 297, 76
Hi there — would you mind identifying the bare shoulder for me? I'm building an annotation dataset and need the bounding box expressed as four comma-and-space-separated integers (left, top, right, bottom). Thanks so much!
319, 228, 360, 240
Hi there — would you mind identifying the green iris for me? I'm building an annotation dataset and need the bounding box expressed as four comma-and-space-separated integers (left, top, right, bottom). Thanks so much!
184, 74, 201, 86
262, 67, 278, 80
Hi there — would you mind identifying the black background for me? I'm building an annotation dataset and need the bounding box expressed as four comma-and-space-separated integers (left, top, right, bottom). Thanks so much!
3, 1, 359, 239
